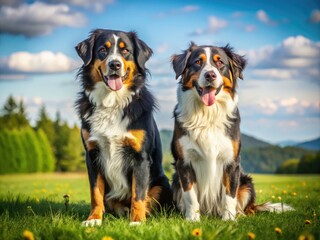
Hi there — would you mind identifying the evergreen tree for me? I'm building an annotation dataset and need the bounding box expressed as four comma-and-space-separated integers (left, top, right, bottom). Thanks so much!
36, 105, 55, 145
37, 129, 56, 172
60, 125, 85, 171
17, 99, 29, 127
54, 111, 70, 171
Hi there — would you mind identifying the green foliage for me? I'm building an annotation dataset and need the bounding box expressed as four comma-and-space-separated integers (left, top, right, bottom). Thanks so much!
276, 158, 299, 174
59, 125, 85, 172
0, 95, 29, 130
297, 152, 320, 173
0, 96, 85, 174
241, 146, 312, 173
36, 129, 56, 172
0, 127, 55, 174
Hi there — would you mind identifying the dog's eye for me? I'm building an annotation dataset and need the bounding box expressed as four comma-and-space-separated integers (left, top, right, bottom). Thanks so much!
195, 59, 201, 66
216, 60, 224, 69
99, 47, 107, 53
122, 49, 129, 55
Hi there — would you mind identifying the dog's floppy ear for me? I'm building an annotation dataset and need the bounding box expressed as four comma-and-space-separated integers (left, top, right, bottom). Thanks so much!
171, 42, 197, 80
222, 44, 247, 80
129, 31, 153, 71
75, 31, 97, 66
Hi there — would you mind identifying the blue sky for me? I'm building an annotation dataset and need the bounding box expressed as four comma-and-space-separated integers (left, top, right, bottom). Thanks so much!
0, 0, 319, 143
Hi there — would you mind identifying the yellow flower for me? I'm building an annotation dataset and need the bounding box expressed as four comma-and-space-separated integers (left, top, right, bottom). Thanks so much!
23, 230, 34, 240
191, 228, 202, 237
292, 192, 297, 196
298, 234, 315, 240
278, 196, 282, 201
282, 190, 287, 194
271, 195, 275, 199
274, 227, 282, 234
102, 237, 113, 240
305, 219, 311, 224
248, 232, 255, 239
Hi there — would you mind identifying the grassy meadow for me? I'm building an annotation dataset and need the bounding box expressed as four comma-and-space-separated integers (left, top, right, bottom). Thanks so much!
0, 173, 319, 240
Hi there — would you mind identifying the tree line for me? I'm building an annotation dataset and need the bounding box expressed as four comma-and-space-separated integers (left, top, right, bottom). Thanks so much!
0, 95, 84, 174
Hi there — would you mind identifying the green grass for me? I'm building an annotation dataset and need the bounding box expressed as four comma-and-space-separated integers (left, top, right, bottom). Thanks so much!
0, 173, 319, 240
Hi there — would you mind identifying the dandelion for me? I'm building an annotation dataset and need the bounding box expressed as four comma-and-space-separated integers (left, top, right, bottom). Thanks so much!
305, 219, 311, 224
41, 188, 47, 193
271, 195, 275, 199
274, 227, 282, 234
292, 192, 297, 196
191, 228, 202, 237
23, 230, 34, 240
102, 237, 113, 240
298, 234, 315, 240
278, 196, 282, 201
248, 232, 255, 239
282, 190, 287, 194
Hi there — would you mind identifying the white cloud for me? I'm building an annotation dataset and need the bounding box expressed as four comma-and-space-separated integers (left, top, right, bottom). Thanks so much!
245, 25, 256, 32
48, 0, 114, 13
309, 9, 320, 23
156, 43, 170, 54
181, 5, 199, 12
190, 16, 228, 35
0, 2, 87, 37
243, 36, 320, 81
208, 16, 228, 32
256, 10, 277, 26
253, 98, 320, 116
0, 51, 81, 74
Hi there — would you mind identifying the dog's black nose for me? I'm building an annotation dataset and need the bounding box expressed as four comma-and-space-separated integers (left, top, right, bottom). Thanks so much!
108, 60, 122, 71
205, 71, 216, 82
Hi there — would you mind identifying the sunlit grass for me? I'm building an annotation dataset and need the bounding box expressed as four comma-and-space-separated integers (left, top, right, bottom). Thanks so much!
0, 173, 319, 239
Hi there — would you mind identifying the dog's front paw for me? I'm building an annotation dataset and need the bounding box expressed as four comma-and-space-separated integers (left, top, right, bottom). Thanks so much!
222, 210, 236, 221
129, 221, 142, 226
186, 209, 200, 222
81, 219, 102, 227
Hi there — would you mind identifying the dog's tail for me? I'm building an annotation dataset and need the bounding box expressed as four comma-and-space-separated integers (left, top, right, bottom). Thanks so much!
254, 202, 294, 213
237, 174, 294, 215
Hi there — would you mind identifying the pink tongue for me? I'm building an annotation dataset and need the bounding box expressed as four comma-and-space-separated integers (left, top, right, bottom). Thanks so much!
201, 88, 216, 106
107, 76, 123, 91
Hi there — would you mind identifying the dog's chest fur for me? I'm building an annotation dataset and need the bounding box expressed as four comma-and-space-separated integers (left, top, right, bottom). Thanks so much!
86, 82, 134, 200
176, 86, 237, 214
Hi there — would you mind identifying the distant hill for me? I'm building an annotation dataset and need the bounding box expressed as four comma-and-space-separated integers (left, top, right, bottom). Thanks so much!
159, 129, 314, 173
277, 140, 299, 147
295, 137, 320, 151
241, 134, 271, 150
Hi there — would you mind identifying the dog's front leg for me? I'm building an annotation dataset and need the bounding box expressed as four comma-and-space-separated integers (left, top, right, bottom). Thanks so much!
130, 153, 150, 224
177, 160, 200, 222
222, 159, 240, 221
81, 129, 105, 226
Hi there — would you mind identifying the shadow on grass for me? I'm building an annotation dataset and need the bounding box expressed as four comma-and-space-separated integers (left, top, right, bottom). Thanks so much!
0, 194, 89, 220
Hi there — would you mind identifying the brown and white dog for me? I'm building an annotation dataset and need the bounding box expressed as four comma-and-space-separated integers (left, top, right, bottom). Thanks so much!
75, 29, 172, 226
170, 42, 293, 221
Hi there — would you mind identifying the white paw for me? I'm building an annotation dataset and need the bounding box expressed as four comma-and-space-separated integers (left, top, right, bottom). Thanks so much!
129, 221, 142, 226
81, 219, 102, 227
186, 210, 201, 222
222, 211, 236, 221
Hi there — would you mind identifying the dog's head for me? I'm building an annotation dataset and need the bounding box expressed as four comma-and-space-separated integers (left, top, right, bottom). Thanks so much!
76, 29, 152, 91
172, 42, 246, 106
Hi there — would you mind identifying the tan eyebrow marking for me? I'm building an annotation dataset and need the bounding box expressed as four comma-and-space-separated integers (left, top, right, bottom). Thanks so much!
199, 53, 207, 62
213, 54, 221, 62
119, 41, 125, 48
106, 41, 111, 48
